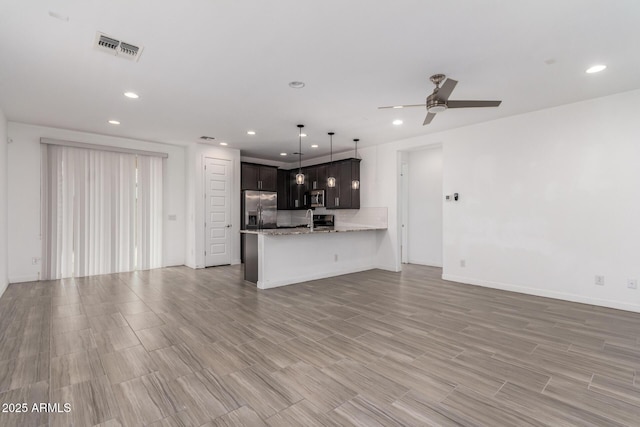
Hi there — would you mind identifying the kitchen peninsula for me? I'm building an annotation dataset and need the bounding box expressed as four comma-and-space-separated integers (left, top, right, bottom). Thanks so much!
241, 208, 387, 289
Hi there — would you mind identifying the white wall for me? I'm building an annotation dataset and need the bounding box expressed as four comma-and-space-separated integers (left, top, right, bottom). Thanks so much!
259, 230, 381, 289
369, 89, 640, 312
407, 146, 443, 266
0, 110, 8, 297
355, 143, 403, 272
185, 143, 241, 268
7, 123, 186, 283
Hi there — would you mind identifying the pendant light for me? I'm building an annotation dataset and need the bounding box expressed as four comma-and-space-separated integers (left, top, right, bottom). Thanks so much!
327, 132, 336, 188
295, 124, 305, 185
352, 138, 360, 190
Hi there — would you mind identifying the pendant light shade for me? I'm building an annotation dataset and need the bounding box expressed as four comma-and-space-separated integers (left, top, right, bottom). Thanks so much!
351, 138, 360, 190
296, 124, 305, 185
327, 132, 336, 188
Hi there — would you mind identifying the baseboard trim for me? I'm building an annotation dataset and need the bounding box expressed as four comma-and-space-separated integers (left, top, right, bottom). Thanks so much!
374, 264, 401, 273
258, 264, 376, 290
9, 275, 39, 284
408, 260, 443, 268
0, 280, 8, 298
442, 274, 640, 313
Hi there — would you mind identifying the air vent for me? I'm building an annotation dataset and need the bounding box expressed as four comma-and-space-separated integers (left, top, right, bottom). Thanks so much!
94, 32, 144, 62
200, 136, 215, 141
97, 34, 119, 51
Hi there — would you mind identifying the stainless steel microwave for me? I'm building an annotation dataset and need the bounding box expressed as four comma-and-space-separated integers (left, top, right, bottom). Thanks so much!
309, 189, 325, 207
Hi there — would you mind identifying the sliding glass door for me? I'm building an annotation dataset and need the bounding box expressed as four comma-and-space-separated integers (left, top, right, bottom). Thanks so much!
41, 144, 163, 279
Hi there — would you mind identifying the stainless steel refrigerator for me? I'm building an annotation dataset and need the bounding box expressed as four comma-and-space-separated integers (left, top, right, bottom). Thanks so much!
242, 190, 277, 230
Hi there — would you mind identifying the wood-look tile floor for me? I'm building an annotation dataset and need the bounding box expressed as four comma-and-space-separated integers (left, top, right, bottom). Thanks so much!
1, 264, 639, 426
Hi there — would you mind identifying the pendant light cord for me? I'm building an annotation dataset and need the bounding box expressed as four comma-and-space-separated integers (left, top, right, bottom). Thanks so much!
330, 135, 332, 163
298, 124, 304, 173
329, 132, 334, 165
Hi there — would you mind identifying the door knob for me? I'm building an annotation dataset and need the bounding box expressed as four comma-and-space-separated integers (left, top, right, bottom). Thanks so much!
226, 224, 232, 228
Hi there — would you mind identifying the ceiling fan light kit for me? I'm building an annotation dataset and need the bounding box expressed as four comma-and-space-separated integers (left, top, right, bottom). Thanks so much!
379, 74, 502, 126
427, 103, 447, 113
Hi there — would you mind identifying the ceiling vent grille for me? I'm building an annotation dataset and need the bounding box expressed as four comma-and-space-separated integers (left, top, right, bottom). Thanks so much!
94, 32, 144, 62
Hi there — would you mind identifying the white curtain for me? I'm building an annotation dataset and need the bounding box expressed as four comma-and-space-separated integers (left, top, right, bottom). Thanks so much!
41, 144, 163, 279
136, 155, 163, 270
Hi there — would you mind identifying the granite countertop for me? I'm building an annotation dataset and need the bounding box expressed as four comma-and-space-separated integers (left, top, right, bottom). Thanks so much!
240, 226, 386, 235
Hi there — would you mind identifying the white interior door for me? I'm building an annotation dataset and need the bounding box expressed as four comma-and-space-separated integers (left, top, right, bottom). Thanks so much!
205, 157, 231, 266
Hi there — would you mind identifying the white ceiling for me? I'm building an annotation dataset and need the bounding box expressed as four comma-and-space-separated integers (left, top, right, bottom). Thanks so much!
1, 1, 639, 161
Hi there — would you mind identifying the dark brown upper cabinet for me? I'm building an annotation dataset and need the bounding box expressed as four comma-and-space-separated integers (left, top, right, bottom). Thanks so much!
311, 164, 328, 190
244, 158, 360, 210
241, 163, 277, 191
289, 170, 306, 209
276, 169, 289, 210
325, 158, 360, 209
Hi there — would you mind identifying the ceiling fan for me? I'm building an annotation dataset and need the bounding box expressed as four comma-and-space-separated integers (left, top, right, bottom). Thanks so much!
379, 74, 502, 125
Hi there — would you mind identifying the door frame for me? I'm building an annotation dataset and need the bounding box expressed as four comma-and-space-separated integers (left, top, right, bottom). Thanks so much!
203, 156, 232, 267
400, 161, 409, 264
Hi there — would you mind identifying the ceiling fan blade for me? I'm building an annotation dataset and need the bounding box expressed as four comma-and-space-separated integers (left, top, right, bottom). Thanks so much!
423, 112, 436, 126
378, 104, 426, 109
447, 100, 502, 108
436, 78, 458, 101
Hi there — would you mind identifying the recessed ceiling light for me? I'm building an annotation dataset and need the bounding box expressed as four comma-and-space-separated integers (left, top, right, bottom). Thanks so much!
586, 64, 606, 74
392, 119, 403, 125
300, 133, 307, 137
289, 81, 305, 89
108, 120, 120, 125
392, 106, 403, 109
124, 91, 139, 99
311, 144, 319, 148
247, 131, 256, 135
280, 153, 287, 156
219, 142, 228, 146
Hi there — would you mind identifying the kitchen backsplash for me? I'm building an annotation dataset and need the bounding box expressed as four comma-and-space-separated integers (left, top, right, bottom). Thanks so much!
277, 207, 387, 229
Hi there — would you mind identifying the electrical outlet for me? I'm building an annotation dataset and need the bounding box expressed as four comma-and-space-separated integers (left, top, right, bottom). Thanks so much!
460, 259, 466, 268
627, 279, 638, 289
595, 275, 605, 286
31, 257, 40, 265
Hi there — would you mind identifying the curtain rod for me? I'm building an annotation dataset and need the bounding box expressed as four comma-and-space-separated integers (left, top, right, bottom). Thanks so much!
40, 138, 169, 158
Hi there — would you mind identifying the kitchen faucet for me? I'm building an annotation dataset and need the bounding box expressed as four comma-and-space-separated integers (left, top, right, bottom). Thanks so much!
305, 209, 314, 231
